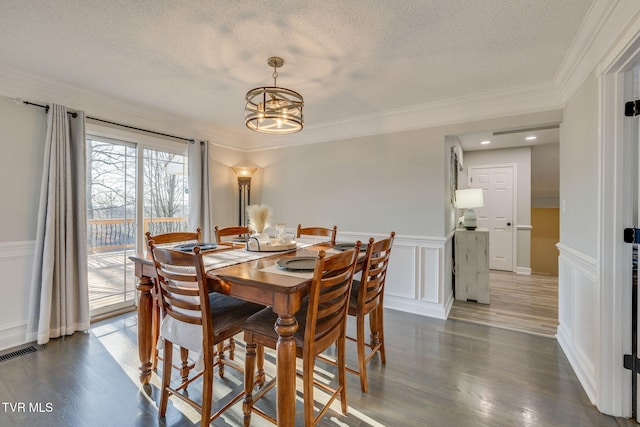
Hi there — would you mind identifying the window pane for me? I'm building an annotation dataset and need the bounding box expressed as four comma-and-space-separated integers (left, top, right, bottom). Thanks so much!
143, 148, 189, 235
86, 139, 137, 314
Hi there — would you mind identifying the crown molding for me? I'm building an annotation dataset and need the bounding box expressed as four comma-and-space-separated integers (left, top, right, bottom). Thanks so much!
554, 0, 617, 101
597, 2, 640, 75
244, 82, 563, 151
556, 0, 640, 104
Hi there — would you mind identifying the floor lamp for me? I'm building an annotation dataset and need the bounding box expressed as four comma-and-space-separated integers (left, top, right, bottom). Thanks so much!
232, 167, 258, 228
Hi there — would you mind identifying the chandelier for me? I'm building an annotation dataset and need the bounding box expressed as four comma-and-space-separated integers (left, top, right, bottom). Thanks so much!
245, 57, 304, 134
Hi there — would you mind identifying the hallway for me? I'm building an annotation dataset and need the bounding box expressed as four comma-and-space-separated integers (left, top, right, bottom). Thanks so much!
449, 271, 558, 336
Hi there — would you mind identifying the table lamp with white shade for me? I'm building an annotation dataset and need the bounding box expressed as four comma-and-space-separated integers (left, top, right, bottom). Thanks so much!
455, 188, 484, 230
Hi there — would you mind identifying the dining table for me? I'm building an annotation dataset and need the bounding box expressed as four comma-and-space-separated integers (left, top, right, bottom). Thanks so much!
130, 237, 357, 427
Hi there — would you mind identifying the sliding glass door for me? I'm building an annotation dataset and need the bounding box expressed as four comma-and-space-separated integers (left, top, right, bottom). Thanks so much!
86, 136, 188, 317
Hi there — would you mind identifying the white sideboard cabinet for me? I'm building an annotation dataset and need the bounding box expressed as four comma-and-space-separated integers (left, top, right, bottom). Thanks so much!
454, 228, 489, 304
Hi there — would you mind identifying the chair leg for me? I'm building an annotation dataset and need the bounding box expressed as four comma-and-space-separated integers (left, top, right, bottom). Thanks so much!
200, 350, 214, 427
229, 337, 236, 360
356, 313, 369, 393
337, 332, 348, 414
180, 347, 190, 386
151, 294, 161, 370
243, 341, 257, 427
375, 305, 386, 364
217, 341, 226, 378
159, 341, 173, 417
303, 351, 316, 426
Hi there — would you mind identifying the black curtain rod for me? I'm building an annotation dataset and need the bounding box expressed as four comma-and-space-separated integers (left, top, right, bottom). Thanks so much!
23, 101, 196, 143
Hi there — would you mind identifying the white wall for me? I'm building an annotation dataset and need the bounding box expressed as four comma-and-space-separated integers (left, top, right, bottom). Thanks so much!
556, 72, 605, 410
249, 128, 445, 236
559, 73, 599, 259
0, 97, 46, 241
0, 96, 46, 349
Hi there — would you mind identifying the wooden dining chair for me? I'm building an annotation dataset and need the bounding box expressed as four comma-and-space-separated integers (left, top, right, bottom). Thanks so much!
215, 225, 251, 246
145, 229, 202, 375
242, 243, 361, 426
149, 243, 264, 427
296, 224, 337, 245
346, 231, 395, 392
145, 228, 238, 381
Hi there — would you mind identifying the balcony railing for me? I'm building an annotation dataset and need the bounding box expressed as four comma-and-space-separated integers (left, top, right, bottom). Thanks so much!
87, 217, 187, 253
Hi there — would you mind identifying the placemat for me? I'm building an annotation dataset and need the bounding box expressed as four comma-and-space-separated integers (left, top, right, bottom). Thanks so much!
260, 264, 314, 279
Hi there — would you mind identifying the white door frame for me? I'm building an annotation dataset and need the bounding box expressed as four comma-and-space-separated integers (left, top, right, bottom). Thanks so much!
598, 33, 640, 417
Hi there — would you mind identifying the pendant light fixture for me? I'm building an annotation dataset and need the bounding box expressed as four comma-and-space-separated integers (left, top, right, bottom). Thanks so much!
245, 56, 304, 134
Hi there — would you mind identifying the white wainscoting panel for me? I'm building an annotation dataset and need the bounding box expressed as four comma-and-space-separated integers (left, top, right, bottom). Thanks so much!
339, 232, 449, 320
556, 243, 598, 405
0, 240, 35, 351
386, 243, 417, 299
419, 246, 441, 303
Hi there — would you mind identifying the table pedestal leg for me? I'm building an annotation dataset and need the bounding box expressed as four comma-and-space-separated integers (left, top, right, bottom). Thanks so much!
275, 313, 298, 427
137, 275, 154, 384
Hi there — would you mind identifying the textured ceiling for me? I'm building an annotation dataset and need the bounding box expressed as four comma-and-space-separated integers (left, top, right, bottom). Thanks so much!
0, 1, 593, 148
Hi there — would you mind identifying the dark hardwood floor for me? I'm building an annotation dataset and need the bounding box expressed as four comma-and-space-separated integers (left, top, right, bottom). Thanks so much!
0, 309, 634, 426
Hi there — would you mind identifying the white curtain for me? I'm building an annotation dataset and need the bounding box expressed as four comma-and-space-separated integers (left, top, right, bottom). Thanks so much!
26, 104, 90, 345
188, 140, 214, 242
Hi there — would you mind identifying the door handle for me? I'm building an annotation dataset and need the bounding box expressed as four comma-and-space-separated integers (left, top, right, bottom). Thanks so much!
507, 222, 512, 226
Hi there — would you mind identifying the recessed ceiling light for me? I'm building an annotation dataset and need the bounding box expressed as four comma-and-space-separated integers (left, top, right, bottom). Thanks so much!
525, 136, 537, 140
481, 140, 491, 145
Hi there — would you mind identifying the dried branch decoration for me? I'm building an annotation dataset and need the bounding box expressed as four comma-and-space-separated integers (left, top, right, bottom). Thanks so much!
246, 204, 273, 234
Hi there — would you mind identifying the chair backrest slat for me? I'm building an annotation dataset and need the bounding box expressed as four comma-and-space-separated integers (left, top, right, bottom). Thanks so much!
163, 305, 203, 325
304, 242, 360, 353
162, 289, 201, 312
215, 226, 251, 245
145, 228, 202, 247
296, 224, 337, 245
358, 232, 395, 311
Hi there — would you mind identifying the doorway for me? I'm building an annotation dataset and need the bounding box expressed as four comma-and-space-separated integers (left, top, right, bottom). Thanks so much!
451, 128, 560, 335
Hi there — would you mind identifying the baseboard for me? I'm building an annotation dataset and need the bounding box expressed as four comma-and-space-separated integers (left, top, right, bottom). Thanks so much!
0, 322, 27, 352
516, 266, 532, 275
385, 295, 448, 320
557, 324, 597, 405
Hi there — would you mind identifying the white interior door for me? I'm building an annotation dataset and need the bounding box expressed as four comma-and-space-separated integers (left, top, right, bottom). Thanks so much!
469, 165, 515, 271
